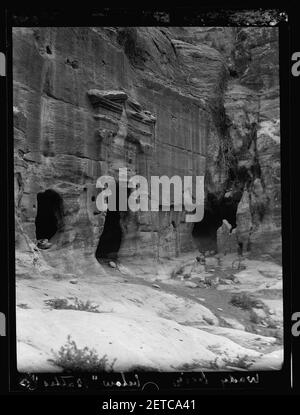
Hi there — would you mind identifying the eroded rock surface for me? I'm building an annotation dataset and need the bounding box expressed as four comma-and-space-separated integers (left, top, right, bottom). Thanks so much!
14, 26, 281, 262
16, 254, 282, 372
14, 27, 282, 372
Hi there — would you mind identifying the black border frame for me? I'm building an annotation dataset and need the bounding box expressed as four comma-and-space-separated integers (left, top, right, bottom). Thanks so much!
0, 5, 298, 399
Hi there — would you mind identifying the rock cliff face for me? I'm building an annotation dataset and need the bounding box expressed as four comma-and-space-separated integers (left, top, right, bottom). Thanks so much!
13, 26, 281, 271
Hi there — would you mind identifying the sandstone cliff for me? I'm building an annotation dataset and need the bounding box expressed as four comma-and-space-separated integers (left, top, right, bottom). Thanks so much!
13, 26, 281, 271
13, 27, 283, 372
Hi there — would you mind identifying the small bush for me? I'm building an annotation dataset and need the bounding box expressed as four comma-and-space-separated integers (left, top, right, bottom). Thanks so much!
17, 303, 30, 309
44, 297, 100, 313
171, 360, 215, 371
230, 293, 262, 310
45, 298, 69, 309
222, 354, 254, 370
50, 335, 116, 372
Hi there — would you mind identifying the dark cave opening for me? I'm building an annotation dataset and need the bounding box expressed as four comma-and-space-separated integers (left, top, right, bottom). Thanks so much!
192, 208, 222, 252
95, 183, 130, 262
192, 194, 240, 253
95, 210, 123, 261
35, 189, 63, 241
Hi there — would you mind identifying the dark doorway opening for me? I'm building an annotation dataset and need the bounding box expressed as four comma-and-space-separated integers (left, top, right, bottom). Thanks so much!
192, 194, 240, 253
35, 189, 63, 240
192, 208, 222, 252
95, 210, 123, 261
95, 183, 130, 262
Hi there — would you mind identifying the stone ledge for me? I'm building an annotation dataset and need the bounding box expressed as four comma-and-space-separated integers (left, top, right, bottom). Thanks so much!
87, 89, 128, 106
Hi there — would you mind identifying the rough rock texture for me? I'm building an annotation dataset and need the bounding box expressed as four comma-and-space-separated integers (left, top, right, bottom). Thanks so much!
13, 27, 283, 373
217, 219, 237, 254
13, 26, 281, 268
170, 27, 281, 260
16, 254, 282, 372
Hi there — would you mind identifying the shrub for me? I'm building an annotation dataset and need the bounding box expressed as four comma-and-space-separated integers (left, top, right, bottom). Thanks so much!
222, 354, 254, 370
44, 297, 100, 313
230, 292, 262, 310
17, 303, 30, 309
171, 360, 216, 371
50, 335, 116, 372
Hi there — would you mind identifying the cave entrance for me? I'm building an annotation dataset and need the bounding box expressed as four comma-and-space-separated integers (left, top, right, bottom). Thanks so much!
95, 210, 123, 261
95, 183, 129, 262
192, 208, 222, 253
192, 194, 239, 253
35, 189, 63, 241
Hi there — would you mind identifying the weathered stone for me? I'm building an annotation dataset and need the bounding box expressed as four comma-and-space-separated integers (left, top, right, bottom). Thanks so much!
184, 281, 198, 288
222, 27, 281, 261
217, 219, 237, 255
37, 239, 52, 250
221, 317, 245, 331
220, 279, 233, 285
13, 26, 281, 272
236, 190, 253, 252
205, 257, 219, 268
193, 263, 206, 274
87, 89, 128, 106
204, 276, 220, 287
250, 308, 267, 324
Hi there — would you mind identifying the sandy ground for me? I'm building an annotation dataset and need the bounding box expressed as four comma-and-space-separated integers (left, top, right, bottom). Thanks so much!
16, 250, 283, 372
